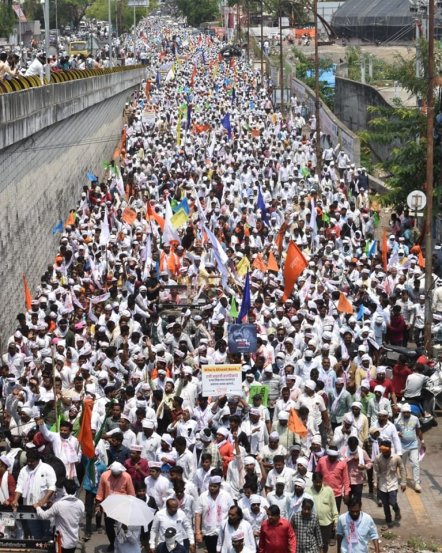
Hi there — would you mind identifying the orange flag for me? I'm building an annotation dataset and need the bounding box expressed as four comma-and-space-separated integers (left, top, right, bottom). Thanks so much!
337, 292, 354, 314
23, 274, 32, 310
267, 251, 279, 272
78, 398, 95, 459
288, 408, 308, 438
122, 207, 137, 225
145, 79, 151, 98
147, 203, 165, 231
252, 253, 267, 272
283, 241, 308, 301
275, 221, 288, 253
65, 211, 76, 227
381, 230, 388, 270
418, 250, 425, 268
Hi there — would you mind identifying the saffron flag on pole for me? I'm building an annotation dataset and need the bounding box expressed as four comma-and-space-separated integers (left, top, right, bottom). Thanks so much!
267, 251, 279, 272
23, 274, 32, 310
78, 398, 95, 459
282, 241, 308, 301
288, 408, 308, 437
252, 253, 267, 272
337, 292, 354, 314
147, 203, 165, 231
237, 272, 251, 323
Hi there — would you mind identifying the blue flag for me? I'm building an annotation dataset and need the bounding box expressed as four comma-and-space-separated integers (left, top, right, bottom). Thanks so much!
356, 303, 365, 321
368, 240, 377, 258
186, 104, 192, 131
176, 198, 190, 215
257, 187, 269, 225
237, 272, 251, 323
52, 220, 64, 235
232, 87, 236, 105
86, 171, 97, 182
222, 113, 232, 140
156, 71, 161, 88
201, 51, 206, 65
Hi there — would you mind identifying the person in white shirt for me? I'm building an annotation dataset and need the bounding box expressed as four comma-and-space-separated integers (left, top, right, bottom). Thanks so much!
36, 418, 81, 480
35, 478, 84, 552
13, 450, 57, 539
150, 498, 195, 552
144, 462, 172, 509
195, 475, 235, 553
174, 436, 197, 480
217, 505, 255, 553
137, 419, 162, 461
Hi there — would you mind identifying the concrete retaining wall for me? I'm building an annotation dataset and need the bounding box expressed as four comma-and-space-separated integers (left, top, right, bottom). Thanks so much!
0, 68, 146, 150
334, 76, 393, 161
0, 71, 145, 340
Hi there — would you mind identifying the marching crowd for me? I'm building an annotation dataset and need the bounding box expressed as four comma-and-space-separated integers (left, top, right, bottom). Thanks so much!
0, 13, 438, 553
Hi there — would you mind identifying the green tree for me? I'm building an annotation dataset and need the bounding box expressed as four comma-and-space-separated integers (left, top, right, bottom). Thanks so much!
87, 0, 154, 34
176, 0, 220, 26
0, 2, 15, 37
359, 41, 442, 204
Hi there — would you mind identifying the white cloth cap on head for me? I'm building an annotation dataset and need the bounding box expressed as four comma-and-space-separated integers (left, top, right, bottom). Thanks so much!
269, 431, 280, 440
142, 419, 155, 429
374, 385, 385, 393
232, 530, 245, 541
161, 434, 174, 446
296, 457, 309, 468
209, 475, 222, 484
244, 456, 255, 465
250, 494, 261, 504
401, 403, 411, 412
293, 477, 306, 488
216, 427, 229, 437
311, 435, 322, 446
109, 462, 126, 474
278, 411, 290, 420
305, 379, 316, 391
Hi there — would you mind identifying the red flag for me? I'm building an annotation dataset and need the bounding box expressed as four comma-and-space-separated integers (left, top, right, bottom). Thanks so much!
283, 241, 308, 301
381, 230, 388, 270
78, 398, 95, 459
147, 203, 165, 231
23, 274, 32, 310
418, 249, 425, 268
337, 292, 354, 314
267, 251, 279, 272
190, 65, 197, 88
230, 57, 235, 69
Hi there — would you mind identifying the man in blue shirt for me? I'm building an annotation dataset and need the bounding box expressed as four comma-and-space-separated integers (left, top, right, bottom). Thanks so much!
337, 498, 379, 553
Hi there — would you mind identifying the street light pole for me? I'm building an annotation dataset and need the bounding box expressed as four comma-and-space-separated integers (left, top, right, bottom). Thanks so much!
260, 0, 264, 80
279, 0, 284, 112
44, 0, 50, 81
424, 0, 435, 352
108, 0, 113, 67
313, 0, 321, 173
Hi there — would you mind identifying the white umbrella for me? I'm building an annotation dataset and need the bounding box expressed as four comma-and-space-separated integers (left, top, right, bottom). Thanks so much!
101, 494, 155, 526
